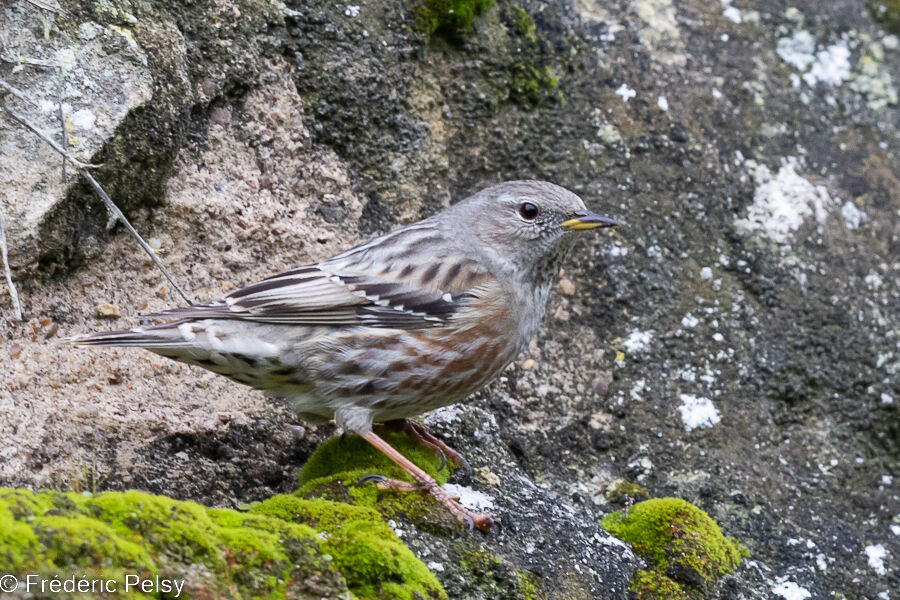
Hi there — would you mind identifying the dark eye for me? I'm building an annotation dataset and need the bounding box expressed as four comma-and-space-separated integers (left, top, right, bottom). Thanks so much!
519, 202, 539, 220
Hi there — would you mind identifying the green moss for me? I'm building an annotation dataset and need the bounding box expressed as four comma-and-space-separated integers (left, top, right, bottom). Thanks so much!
511, 5, 537, 42
600, 498, 748, 599
508, 63, 560, 105
417, 0, 497, 37
630, 570, 688, 600
0, 486, 447, 599
0, 431, 465, 599
251, 495, 445, 600
869, 1, 900, 33
515, 571, 540, 600
493, 4, 562, 106
295, 431, 465, 534
299, 431, 448, 488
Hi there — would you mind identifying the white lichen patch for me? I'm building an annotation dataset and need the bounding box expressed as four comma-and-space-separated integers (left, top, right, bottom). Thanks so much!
681, 313, 699, 329
865, 544, 888, 576
772, 580, 812, 600
615, 83, 636, 102
720, 0, 742, 24
70, 108, 97, 131
841, 200, 866, 229
777, 32, 851, 87
778, 29, 897, 107
777, 31, 816, 70
442, 484, 495, 511
623, 330, 653, 353
735, 157, 834, 245
630, 379, 646, 401
590, 108, 623, 144
677, 394, 721, 432
805, 39, 851, 86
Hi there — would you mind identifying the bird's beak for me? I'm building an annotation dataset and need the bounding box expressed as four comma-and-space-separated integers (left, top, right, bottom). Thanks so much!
561, 210, 619, 231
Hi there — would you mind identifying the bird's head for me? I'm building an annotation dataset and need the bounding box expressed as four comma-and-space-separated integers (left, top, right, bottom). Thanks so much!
446, 180, 618, 285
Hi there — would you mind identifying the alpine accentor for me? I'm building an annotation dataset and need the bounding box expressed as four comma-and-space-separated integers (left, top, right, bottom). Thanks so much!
74, 180, 617, 530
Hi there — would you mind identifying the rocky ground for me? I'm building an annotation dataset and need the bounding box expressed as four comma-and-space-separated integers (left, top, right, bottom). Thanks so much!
1, 0, 898, 598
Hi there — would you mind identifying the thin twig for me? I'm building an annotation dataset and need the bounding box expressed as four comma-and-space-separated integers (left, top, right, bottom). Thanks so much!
1, 105, 193, 305
0, 78, 39, 108
0, 201, 22, 320
57, 76, 66, 182
0, 101, 99, 168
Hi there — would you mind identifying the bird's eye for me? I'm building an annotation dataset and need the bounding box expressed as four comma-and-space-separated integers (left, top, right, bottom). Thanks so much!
519, 202, 539, 220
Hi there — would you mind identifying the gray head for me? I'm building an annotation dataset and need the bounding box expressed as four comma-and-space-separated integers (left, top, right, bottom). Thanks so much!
440, 180, 617, 285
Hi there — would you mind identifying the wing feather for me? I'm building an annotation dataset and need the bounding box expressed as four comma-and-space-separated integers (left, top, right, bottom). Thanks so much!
147, 265, 487, 329
146, 224, 495, 329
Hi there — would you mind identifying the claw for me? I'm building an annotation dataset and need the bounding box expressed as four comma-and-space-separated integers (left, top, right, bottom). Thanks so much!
455, 454, 472, 476
461, 513, 475, 531
355, 473, 387, 487
435, 448, 447, 472
472, 513, 494, 533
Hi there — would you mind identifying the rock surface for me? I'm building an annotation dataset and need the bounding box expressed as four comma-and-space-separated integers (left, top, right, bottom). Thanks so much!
1, 0, 898, 598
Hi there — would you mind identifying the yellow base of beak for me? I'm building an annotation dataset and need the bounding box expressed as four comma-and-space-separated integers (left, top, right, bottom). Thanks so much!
562, 219, 606, 230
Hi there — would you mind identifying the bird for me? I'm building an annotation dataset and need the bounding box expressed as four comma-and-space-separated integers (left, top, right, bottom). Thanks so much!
72, 180, 618, 530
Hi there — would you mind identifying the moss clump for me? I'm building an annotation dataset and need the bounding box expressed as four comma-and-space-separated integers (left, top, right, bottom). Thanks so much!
630, 570, 688, 600
511, 5, 537, 42
251, 495, 445, 600
296, 432, 463, 533
298, 431, 448, 489
495, 4, 563, 106
508, 63, 560, 105
0, 488, 336, 598
869, 1, 900, 33
0, 432, 461, 599
0, 487, 445, 599
600, 498, 748, 599
417, 0, 497, 37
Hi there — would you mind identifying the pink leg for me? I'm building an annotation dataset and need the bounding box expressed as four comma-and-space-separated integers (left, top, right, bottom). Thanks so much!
379, 419, 472, 473
359, 430, 493, 532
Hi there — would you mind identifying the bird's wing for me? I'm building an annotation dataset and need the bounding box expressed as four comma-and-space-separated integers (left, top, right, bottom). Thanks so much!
147, 247, 494, 330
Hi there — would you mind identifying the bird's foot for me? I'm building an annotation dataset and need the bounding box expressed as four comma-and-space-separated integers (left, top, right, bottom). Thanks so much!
355, 473, 494, 532
380, 419, 471, 474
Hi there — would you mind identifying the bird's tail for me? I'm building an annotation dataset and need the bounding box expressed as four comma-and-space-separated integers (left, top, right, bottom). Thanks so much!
68, 323, 190, 349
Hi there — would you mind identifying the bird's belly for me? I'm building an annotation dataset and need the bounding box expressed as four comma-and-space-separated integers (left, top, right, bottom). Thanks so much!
309, 318, 522, 420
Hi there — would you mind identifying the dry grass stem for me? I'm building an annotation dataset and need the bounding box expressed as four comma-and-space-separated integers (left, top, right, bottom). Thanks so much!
0, 201, 22, 320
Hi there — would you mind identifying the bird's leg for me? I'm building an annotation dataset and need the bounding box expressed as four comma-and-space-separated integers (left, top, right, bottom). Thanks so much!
378, 419, 472, 474
359, 431, 493, 532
